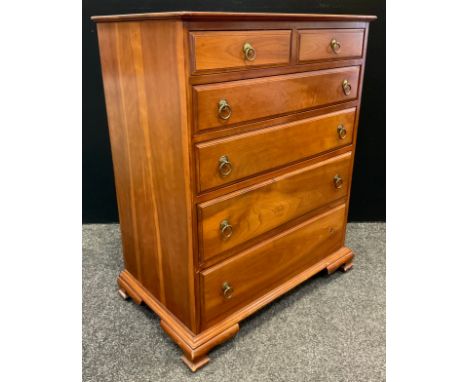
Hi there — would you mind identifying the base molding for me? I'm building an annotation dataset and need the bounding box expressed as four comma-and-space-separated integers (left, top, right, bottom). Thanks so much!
326, 248, 354, 274
117, 246, 354, 371
161, 319, 239, 372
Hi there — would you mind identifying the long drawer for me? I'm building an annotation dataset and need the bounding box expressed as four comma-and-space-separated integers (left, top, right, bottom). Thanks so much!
200, 204, 347, 327
198, 152, 352, 262
194, 66, 360, 132
196, 107, 356, 192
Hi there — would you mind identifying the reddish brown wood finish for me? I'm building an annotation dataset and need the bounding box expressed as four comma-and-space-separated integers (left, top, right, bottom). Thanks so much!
198, 152, 352, 262
196, 107, 356, 191
194, 66, 360, 131
298, 29, 364, 62
117, 244, 354, 372
200, 204, 347, 327
92, 11, 377, 23
93, 11, 375, 372
96, 20, 196, 331
191, 30, 291, 73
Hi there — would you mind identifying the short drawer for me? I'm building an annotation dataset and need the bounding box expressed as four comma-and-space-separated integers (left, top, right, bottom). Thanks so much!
194, 66, 360, 132
196, 107, 356, 192
200, 204, 346, 327
190, 30, 291, 73
198, 152, 352, 262
298, 29, 364, 63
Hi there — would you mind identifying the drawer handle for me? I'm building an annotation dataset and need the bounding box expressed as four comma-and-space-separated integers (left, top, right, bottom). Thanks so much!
222, 282, 234, 299
337, 124, 347, 139
330, 39, 342, 53
220, 219, 233, 239
218, 155, 233, 177
334, 175, 344, 189
218, 99, 232, 120
243, 42, 256, 61
342, 80, 352, 96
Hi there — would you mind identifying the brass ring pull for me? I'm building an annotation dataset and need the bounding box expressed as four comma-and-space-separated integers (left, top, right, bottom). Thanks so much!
342, 80, 352, 96
218, 99, 232, 120
334, 175, 343, 189
222, 282, 234, 299
218, 155, 232, 177
220, 219, 233, 239
330, 39, 341, 53
337, 124, 347, 139
243, 42, 256, 61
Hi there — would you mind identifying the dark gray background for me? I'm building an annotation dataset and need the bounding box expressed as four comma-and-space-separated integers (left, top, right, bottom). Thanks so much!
83, 0, 385, 222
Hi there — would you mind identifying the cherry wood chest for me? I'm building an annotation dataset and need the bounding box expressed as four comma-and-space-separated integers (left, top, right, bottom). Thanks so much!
93, 11, 376, 371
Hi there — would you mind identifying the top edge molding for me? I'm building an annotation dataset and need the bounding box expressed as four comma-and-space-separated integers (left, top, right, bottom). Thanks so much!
91, 11, 377, 23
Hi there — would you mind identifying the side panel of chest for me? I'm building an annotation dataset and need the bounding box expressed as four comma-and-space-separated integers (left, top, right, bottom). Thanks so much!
96, 20, 197, 331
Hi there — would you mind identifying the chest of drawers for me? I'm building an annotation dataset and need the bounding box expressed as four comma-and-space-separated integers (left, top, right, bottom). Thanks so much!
93, 11, 376, 371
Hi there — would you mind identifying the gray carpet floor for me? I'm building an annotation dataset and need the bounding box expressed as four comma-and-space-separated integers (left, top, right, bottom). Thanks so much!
83, 223, 385, 382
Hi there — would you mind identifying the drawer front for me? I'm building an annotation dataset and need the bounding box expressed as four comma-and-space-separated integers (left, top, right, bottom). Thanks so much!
197, 108, 356, 192
298, 29, 364, 62
198, 152, 352, 262
194, 66, 360, 131
191, 30, 291, 73
201, 204, 346, 327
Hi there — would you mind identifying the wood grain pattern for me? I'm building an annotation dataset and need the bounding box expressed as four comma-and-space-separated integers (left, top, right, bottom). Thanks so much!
97, 20, 196, 330
94, 11, 375, 371
298, 29, 364, 62
191, 30, 291, 73
194, 66, 360, 131
196, 107, 356, 191
92, 11, 377, 23
118, 245, 354, 371
198, 152, 352, 262
196, 146, 353, 204
200, 204, 347, 327
340, 24, 370, 249
193, 100, 359, 143
189, 59, 364, 86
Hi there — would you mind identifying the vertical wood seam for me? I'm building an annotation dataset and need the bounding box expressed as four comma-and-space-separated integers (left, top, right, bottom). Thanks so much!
131, 22, 166, 303
115, 23, 142, 280
176, 21, 197, 331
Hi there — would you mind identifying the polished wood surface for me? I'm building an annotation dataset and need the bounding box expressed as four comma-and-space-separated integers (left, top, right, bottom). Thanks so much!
200, 204, 346, 327
198, 152, 352, 262
298, 29, 364, 62
92, 11, 377, 23
118, 245, 354, 371
193, 100, 359, 143
196, 146, 353, 205
94, 11, 374, 371
196, 107, 356, 191
194, 66, 360, 131
97, 20, 196, 331
191, 30, 291, 73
